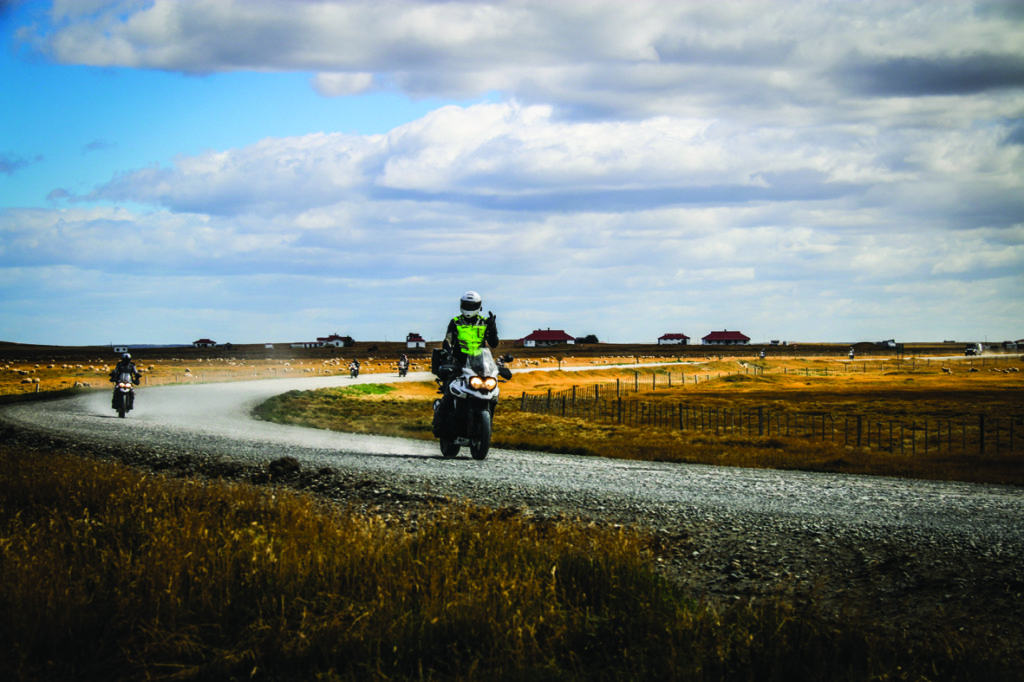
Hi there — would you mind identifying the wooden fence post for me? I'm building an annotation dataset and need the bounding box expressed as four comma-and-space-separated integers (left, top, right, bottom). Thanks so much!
757, 406, 764, 436
979, 414, 986, 456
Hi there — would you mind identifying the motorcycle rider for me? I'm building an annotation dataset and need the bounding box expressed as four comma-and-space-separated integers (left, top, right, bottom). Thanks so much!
109, 353, 141, 409
433, 290, 499, 436
398, 354, 409, 374
349, 359, 361, 376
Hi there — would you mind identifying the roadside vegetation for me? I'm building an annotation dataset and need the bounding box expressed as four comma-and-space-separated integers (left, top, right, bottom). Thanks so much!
3, 443, 1018, 681
3, 349, 1022, 678
254, 358, 1024, 486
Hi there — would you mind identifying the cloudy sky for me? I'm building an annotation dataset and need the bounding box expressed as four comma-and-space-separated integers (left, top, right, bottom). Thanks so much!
2, 0, 1022, 347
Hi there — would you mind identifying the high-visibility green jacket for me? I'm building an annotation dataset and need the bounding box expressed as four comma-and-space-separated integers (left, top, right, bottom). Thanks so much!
444, 314, 499, 362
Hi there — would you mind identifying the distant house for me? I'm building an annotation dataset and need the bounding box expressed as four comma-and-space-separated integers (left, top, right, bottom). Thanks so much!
520, 329, 575, 348
701, 330, 750, 345
193, 338, 216, 348
318, 334, 353, 348
406, 332, 426, 349
290, 334, 353, 349
658, 333, 690, 346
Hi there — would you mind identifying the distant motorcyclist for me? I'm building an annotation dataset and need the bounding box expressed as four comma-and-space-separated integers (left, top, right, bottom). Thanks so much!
398, 354, 409, 376
109, 353, 141, 409
433, 290, 499, 436
349, 359, 360, 377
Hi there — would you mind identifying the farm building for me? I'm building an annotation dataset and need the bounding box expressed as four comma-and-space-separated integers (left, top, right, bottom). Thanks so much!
658, 333, 690, 345
520, 329, 576, 348
192, 338, 216, 348
702, 330, 750, 345
290, 334, 354, 349
406, 332, 426, 349
318, 334, 353, 348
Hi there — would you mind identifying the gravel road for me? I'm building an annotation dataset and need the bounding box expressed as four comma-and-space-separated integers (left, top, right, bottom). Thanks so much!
2, 374, 1023, 646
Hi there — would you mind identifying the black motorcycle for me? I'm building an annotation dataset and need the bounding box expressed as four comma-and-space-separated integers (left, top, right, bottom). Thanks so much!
432, 349, 513, 460
111, 370, 137, 418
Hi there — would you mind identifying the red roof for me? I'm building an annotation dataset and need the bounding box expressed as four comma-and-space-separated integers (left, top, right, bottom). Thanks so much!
406, 332, 425, 341
523, 329, 575, 342
659, 333, 690, 340
702, 330, 750, 342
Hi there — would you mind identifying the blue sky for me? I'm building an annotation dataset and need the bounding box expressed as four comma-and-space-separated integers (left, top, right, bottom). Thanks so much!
2, 0, 1022, 347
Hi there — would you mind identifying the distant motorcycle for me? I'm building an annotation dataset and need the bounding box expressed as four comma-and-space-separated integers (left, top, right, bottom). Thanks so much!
398, 359, 409, 377
111, 370, 137, 418
432, 349, 513, 460
349, 362, 360, 378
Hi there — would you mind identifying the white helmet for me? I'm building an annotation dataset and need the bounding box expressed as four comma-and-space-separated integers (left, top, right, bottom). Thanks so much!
460, 290, 483, 317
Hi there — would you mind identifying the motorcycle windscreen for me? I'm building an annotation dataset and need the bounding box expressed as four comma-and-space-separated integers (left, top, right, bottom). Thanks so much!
466, 348, 498, 377
116, 372, 134, 383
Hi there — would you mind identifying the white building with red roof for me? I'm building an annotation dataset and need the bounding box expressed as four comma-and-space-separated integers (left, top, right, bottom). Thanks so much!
658, 333, 691, 345
702, 330, 751, 345
520, 329, 575, 347
406, 332, 426, 349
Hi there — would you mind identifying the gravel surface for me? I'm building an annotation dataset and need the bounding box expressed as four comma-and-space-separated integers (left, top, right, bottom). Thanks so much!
2, 374, 1023, 651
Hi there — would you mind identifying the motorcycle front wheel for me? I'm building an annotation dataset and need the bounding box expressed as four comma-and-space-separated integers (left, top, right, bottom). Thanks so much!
469, 408, 491, 460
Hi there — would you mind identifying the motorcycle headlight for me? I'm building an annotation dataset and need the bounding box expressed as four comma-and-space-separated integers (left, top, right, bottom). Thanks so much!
469, 375, 485, 390
483, 377, 498, 391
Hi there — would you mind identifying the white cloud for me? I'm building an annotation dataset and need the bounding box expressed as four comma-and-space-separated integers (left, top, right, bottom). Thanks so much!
4, 0, 1023, 344
312, 72, 376, 96
25, 1, 1023, 116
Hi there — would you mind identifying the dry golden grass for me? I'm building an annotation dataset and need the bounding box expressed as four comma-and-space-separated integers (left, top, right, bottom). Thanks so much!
2, 443, 1013, 681
255, 355, 1024, 485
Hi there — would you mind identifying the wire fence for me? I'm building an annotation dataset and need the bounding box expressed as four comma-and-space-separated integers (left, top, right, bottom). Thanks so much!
516, 355, 1024, 458
518, 394, 1022, 457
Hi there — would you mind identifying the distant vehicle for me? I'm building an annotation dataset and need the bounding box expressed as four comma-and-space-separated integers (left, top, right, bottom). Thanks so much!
110, 370, 137, 418
964, 342, 983, 356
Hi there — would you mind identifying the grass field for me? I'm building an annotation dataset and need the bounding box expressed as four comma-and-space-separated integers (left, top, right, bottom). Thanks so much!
2, 345, 1023, 678
2, 442, 1018, 681
255, 354, 1024, 485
